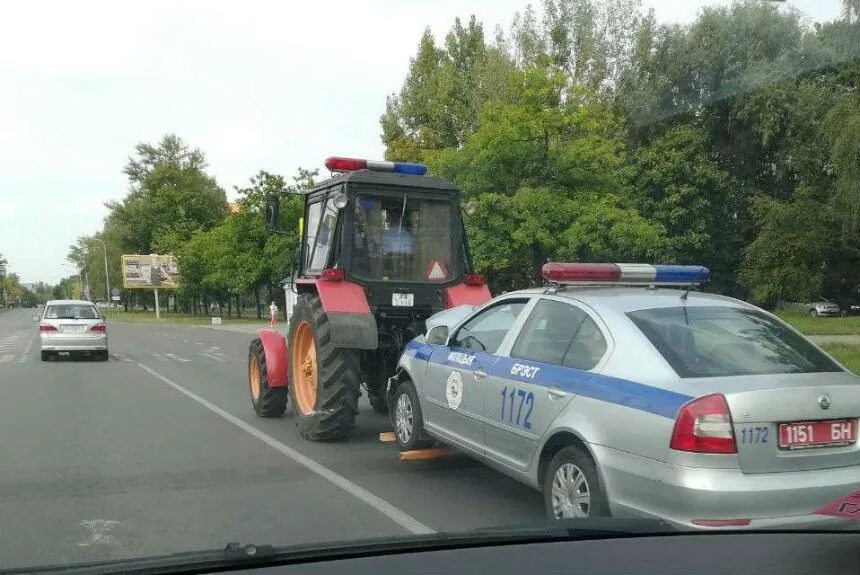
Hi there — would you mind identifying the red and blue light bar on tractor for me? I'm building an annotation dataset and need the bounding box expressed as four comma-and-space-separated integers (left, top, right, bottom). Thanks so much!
542, 263, 710, 285
325, 156, 428, 176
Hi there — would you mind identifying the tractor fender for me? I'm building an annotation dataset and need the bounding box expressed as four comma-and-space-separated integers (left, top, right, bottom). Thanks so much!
257, 329, 288, 387
445, 283, 492, 308
296, 279, 379, 350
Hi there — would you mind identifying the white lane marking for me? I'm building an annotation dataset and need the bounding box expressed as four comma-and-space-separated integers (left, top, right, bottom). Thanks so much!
78, 519, 121, 547
137, 363, 434, 536
0, 354, 14, 363
195, 342, 203, 346
18, 334, 36, 363
151, 353, 167, 361
183, 339, 189, 343
164, 353, 191, 363
111, 353, 133, 363
202, 352, 226, 362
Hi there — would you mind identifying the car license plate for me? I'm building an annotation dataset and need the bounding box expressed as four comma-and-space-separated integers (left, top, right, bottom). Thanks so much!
62, 325, 85, 333
778, 420, 857, 449
392, 293, 414, 307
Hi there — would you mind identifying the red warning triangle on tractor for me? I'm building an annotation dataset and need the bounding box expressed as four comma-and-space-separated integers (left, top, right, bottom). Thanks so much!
427, 260, 448, 280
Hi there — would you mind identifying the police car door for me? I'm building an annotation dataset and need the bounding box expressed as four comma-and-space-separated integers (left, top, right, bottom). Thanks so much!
422, 299, 530, 454
485, 297, 610, 471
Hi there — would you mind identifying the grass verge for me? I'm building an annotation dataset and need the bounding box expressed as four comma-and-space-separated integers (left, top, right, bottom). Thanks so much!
776, 311, 860, 336
820, 344, 860, 375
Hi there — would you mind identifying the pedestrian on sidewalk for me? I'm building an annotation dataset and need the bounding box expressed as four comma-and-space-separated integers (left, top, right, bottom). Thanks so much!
269, 301, 279, 327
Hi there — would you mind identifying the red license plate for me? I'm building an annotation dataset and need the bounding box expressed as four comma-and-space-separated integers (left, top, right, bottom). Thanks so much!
778, 420, 858, 449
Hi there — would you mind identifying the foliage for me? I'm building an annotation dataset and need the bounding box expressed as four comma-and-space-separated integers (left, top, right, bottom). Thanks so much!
382, 0, 860, 302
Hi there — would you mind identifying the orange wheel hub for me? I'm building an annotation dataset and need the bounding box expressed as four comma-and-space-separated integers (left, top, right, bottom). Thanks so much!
292, 321, 318, 416
249, 354, 261, 401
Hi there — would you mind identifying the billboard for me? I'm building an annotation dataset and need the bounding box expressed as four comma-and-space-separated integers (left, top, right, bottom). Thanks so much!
122, 255, 179, 289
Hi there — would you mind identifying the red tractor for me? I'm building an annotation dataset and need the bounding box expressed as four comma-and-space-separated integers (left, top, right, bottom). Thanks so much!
247, 157, 491, 441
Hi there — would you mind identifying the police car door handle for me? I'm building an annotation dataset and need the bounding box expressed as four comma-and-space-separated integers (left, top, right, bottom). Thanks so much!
473, 370, 487, 380
547, 387, 567, 399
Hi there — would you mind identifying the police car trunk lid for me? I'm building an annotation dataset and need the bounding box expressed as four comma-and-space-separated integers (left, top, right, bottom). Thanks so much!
689, 372, 860, 473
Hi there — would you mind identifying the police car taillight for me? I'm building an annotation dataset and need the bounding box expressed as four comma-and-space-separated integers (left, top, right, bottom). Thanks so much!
324, 156, 428, 175
670, 394, 737, 454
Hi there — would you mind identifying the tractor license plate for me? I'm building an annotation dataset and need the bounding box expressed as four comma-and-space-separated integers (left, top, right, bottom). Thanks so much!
392, 293, 414, 307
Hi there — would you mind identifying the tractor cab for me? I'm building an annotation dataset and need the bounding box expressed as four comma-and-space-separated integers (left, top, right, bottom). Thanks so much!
254, 157, 491, 441
299, 159, 473, 314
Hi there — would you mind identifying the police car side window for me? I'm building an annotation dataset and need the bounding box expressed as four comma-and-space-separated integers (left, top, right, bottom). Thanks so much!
563, 315, 607, 370
511, 299, 607, 370
452, 300, 527, 354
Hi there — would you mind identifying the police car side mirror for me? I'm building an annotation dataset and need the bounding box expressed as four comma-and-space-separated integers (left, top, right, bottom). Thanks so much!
426, 325, 449, 346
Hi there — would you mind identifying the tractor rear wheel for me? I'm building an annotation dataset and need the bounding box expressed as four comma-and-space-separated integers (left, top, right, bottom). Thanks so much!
248, 338, 288, 417
288, 294, 360, 441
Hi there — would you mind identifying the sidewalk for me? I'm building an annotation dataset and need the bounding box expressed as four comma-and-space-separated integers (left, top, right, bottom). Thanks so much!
197, 322, 286, 336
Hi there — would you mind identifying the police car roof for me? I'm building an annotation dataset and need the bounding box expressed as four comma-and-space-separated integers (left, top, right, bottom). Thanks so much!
315, 169, 458, 192
509, 286, 751, 315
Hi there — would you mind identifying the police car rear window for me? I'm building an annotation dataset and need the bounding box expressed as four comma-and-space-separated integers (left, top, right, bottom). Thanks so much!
628, 306, 842, 378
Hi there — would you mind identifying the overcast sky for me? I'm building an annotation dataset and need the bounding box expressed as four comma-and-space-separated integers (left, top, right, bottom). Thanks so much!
0, 0, 842, 284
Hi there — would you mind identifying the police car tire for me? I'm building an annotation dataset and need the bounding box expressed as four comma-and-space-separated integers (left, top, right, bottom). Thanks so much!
543, 445, 610, 520
393, 381, 431, 451
289, 294, 359, 441
248, 338, 288, 418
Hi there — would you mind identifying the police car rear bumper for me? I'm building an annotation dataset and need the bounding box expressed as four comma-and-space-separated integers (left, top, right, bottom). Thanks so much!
593, 444, 860, 531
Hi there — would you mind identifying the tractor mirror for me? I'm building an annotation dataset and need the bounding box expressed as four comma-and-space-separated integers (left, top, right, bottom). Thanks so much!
265, 195, 280, 232
426, 325, 449, 346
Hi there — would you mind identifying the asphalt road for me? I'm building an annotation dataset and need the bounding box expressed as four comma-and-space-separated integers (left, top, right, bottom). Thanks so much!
0, 309, 543, 570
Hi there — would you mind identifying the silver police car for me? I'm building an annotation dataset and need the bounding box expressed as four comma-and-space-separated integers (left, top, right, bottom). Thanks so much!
389, 263, 860, 530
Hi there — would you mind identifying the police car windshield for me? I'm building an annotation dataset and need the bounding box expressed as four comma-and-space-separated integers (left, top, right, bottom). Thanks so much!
351, 194, 460, 283
628, 306, 843, 378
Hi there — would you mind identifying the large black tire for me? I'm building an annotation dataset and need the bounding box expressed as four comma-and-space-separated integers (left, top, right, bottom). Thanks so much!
392, 380, 431, 451
40, 350, 50, 362
543, 445, 610, 520
248, 338, 288, 417
368, 391, 389, 414
288, 294, 360, 441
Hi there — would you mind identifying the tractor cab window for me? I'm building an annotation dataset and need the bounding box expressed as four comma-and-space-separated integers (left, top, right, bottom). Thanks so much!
351, 194, 459, 283
305, 197, 339, 274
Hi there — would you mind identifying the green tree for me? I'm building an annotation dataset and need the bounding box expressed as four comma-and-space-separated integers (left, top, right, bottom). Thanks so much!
632, 125, 742, 293
105, 134, 228, 256
430, 65, 663, 290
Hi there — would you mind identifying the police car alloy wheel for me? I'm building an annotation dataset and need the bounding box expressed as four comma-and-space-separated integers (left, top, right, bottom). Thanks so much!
544, 445, 609, 520
551, 463, 591, 518
395, 393, 414, 445
392, 381, 431, 451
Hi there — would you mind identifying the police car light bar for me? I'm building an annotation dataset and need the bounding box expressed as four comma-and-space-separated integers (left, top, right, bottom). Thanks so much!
542, 263, 710, 285
325, 156, 428, 176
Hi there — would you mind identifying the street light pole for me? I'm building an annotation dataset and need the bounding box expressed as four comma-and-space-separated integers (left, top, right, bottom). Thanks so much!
92, 238, 110, 303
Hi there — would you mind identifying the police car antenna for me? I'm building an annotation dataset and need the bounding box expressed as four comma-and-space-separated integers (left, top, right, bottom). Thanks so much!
679, 266, 706, 302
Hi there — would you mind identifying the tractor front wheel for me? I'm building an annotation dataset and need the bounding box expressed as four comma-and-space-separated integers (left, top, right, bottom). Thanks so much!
248, 338, 288, 417
288, 294, 360, 441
